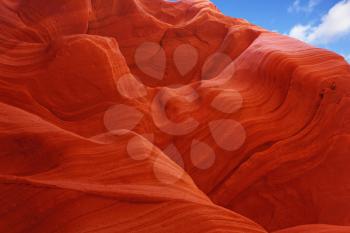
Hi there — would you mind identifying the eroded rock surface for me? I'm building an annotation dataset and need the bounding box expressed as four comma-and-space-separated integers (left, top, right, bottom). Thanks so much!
1, 0, 350, 232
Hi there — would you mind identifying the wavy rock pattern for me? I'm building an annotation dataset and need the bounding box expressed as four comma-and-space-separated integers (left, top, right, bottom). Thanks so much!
0, 0, 350, 232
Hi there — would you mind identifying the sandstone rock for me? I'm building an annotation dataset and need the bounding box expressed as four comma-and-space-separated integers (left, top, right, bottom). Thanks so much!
1, 0, 350, 232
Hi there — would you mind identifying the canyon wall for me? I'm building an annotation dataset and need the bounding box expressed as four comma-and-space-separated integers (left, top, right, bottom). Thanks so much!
1, 0, 350, 232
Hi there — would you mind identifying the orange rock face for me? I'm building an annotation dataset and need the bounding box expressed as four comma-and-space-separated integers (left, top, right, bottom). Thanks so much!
1, 0, 350, 232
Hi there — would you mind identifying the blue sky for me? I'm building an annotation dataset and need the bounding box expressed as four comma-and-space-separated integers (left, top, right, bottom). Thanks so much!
211, 0, 350, 62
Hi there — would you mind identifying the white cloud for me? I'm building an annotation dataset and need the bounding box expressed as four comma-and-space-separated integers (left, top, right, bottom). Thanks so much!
346, 54, 350, 62
288, 0, 320, 13
288, 0, 350, 45
339, 53, 350, 62
289, 24, 313, 41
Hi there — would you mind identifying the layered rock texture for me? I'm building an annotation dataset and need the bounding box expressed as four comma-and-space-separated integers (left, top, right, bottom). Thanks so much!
1, 0, 350, 232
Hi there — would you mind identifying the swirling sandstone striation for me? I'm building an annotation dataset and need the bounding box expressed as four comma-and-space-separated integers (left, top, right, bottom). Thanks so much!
0, 0, 350, 232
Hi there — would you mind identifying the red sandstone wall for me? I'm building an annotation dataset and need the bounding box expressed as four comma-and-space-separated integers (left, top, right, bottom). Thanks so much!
0, 0, 350, 232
